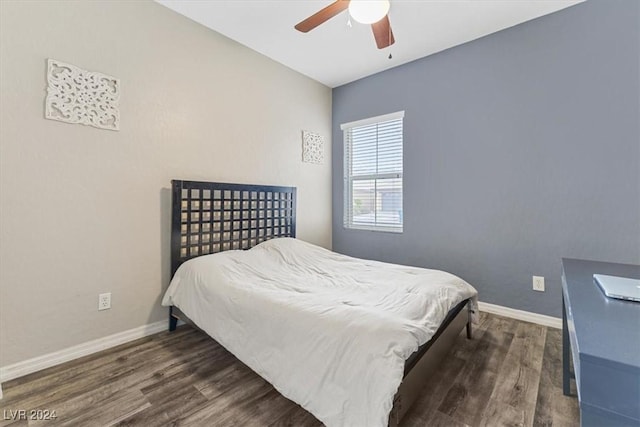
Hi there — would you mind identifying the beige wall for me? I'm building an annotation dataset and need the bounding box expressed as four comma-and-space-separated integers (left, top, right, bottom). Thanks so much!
0, 0, 332, 367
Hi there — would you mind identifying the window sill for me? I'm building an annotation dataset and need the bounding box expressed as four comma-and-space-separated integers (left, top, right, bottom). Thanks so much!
344, 225, 403, 234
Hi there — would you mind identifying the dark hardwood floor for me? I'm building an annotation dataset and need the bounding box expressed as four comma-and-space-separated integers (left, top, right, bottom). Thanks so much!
0, 312, 579, 426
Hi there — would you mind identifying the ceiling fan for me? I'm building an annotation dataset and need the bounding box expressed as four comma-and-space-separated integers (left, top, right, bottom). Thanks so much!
295, 0, 395, 50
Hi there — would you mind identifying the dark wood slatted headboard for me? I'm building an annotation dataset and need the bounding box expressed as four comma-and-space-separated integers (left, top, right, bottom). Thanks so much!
170, 180, 297, 276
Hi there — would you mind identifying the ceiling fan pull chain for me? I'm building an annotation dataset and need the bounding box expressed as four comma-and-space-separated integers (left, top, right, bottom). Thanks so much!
388, 21, 392, 58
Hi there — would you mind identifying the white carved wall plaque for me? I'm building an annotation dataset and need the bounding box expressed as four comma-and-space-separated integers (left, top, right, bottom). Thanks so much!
45, 59, 120, 131
302, 130, 324, 164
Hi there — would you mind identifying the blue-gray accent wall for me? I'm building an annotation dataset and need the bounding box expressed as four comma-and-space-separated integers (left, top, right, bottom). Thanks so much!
331, 0, 640, 317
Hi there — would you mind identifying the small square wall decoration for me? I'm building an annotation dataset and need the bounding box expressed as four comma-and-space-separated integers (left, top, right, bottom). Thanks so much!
302, 130, 324, 164
45, 59, 120, 131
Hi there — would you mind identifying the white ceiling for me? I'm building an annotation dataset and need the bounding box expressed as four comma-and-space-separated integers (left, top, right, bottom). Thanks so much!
156, 0, 584, 88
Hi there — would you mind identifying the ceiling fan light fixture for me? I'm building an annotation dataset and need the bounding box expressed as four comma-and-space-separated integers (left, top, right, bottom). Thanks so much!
348, 0, 390, 25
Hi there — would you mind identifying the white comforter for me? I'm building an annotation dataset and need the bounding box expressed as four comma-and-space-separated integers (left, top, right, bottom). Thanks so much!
162, 238, 477, 427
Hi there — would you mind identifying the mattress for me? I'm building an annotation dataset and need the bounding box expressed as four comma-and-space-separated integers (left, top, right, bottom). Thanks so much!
162, 237, 478, 426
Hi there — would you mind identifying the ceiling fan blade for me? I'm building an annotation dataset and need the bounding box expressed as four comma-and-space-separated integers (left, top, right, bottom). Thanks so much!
371, 15, 395, 49
295, 0, 350, 33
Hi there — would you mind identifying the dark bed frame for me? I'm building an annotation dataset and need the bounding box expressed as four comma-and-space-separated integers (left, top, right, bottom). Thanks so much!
168, 179, 472, 426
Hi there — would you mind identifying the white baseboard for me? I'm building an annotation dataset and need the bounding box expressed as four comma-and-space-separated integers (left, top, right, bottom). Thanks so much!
478, 301, 562, 329
0, 320, 168, 389
0, 303, 559, 399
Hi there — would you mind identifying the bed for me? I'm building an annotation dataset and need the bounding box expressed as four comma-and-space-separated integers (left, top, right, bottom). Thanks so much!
163, 180, 478, 427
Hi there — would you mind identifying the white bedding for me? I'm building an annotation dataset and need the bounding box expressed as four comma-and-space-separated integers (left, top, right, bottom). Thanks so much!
162, 238, 478, 427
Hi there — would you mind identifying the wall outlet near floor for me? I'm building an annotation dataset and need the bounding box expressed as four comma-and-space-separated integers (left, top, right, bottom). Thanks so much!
533, 276, 545, 292
98, 293, 111, 310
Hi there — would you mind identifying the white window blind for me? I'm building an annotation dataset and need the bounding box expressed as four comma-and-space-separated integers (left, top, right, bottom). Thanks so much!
342, 111, 404, 232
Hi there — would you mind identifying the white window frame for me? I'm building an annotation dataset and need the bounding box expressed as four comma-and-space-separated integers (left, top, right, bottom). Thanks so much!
341, 111, 404, 233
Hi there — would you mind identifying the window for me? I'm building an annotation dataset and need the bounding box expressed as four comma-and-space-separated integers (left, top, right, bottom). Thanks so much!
342, 111, 404, 232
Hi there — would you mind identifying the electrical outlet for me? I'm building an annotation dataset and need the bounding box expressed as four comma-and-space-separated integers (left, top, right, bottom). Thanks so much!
98, 293, 111, 310
533, 276, 545, 292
